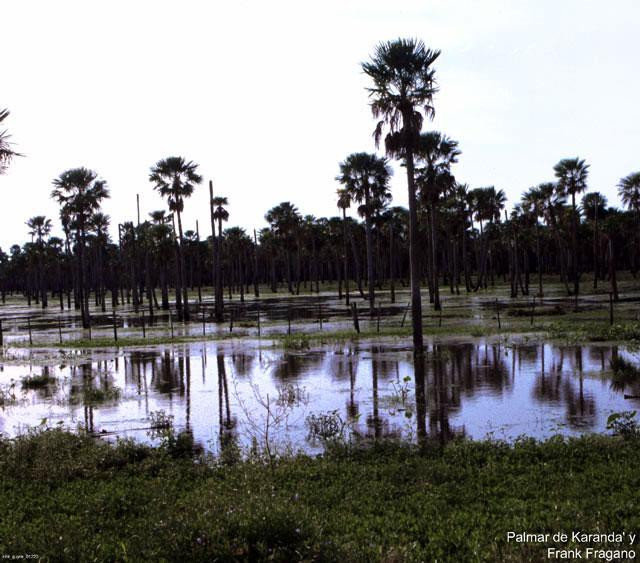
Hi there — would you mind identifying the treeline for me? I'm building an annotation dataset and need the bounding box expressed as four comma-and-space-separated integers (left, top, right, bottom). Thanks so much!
0, 162, 638, 324
1, 38, 639, 335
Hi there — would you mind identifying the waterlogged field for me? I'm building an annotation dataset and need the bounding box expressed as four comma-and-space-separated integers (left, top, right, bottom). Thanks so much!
2, 281, 640, 451
3, 284, 640, 561
2, 338, 640, 452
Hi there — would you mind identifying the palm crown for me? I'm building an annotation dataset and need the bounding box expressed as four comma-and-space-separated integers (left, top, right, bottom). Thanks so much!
149, 156, 202, 213
51, 168, 110, 227
553, 158, 589, 197
362, 38, 440, 154
336, 152, 391, 217
618, 171, 640, 211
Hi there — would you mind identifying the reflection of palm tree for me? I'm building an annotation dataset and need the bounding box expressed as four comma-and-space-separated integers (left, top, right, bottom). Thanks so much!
217, 355, 231, 430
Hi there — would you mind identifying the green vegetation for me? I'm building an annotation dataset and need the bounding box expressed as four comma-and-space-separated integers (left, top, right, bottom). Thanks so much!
20, 372, 56, 390
24, 330, 249, 349
1, 429, 640, 561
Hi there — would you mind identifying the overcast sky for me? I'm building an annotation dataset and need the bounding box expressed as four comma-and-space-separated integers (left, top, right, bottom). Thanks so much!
2, 0, 639, 248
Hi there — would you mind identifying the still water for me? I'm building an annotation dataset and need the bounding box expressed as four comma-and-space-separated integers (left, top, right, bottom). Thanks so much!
1, 340, 638, 453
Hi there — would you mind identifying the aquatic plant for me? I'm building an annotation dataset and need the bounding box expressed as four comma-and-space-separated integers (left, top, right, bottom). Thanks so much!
21, 372, 56, 390
306, 410, 346, 443
606, 410, 639, 439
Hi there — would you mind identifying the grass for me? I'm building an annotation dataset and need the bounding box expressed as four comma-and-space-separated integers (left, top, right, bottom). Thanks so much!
25, 330, 250, 349
1, 429, 640, 561
20, 372, 57, 390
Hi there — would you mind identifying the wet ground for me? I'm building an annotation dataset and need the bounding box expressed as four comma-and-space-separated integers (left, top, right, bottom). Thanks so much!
1, 282, 639, 346
2, 338, 639, 453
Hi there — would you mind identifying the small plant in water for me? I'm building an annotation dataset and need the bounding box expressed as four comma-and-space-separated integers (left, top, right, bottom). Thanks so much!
21, 372, 56, 390
147, 409, 196, 458
280, 334, 311, 350
306, 410, 346, 443
276, 383, 309, 407
388, 376, 411, 407
606, 410, 639, 439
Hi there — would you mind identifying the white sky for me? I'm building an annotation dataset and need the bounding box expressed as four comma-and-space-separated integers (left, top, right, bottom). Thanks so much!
2, 0, 639, 248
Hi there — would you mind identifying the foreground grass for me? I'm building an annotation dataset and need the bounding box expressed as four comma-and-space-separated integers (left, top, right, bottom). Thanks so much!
1, 430, 639, 561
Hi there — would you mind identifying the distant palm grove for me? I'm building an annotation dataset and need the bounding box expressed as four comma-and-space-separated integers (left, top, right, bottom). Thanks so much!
1, 38, 639, 342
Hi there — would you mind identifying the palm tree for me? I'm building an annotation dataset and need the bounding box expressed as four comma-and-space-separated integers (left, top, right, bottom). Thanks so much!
618, 171, 640, 275
522, 187, 546, 296
415, 131, 460, 309
538, 181, 571, 296
337, 152, 391, 315
26, 216, 52, 307
582, 192, 607, 288
336, 188, 352, 305
212, 196, 229, 321
554, 157, 589, 308
362, 38, 440, 356
0, 109, 21, 175
88, 212, 110, 312
149, 156, 202, 321
149, 210, 173, 310
265, 202, 301, 295
51, 168, 109, 328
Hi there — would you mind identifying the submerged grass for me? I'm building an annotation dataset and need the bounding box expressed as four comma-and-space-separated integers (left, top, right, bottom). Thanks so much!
1, 429, 640, 561
20, 372, 57, 390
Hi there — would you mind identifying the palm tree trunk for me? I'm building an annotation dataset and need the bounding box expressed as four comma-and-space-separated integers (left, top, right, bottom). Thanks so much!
429, 202, 440, 310
536, 222, 543, 297
215, 217, 224, 321
364, 206, 375, 316
405, 147, 424, 355
571, 193, 579, 311
342, 208, 350, 306
176, 210, 190, 321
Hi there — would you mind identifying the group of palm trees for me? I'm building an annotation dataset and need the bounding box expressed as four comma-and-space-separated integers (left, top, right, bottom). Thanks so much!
1, 39, 639, 351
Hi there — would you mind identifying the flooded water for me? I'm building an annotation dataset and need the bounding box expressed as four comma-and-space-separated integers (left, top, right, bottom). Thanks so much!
1, 339, 639, 453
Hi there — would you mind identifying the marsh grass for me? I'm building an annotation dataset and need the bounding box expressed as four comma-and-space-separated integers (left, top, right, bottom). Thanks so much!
20, 372, 56, 390
2, 429, 640, 561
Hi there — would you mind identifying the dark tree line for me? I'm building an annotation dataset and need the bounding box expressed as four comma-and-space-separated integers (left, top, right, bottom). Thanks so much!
1, 39, 639, 350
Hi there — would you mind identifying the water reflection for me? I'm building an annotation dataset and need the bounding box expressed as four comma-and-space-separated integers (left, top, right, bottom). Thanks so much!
1, 340, 639, 453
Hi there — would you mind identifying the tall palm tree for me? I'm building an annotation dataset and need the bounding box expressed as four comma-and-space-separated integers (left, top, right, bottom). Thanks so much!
51, 168, 109, 328
26, 216, 52, 245
618, 171, 640, 275
582, 192, 607, 288
362, 38, 440, 356
88, 212, 110, 312
337, 152, 391, 315
554, 157, 589, 308
265, 202, 301, 294
336, 188, 352, 305
212, 196, 229, 321
26, 216, 52, 307
149, 210, 173, 310
415, 131, 460, 310
538, 181, 571, 296
522, 187, 546, 296
149, 156, 202, 321
0, 109, 21, 175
